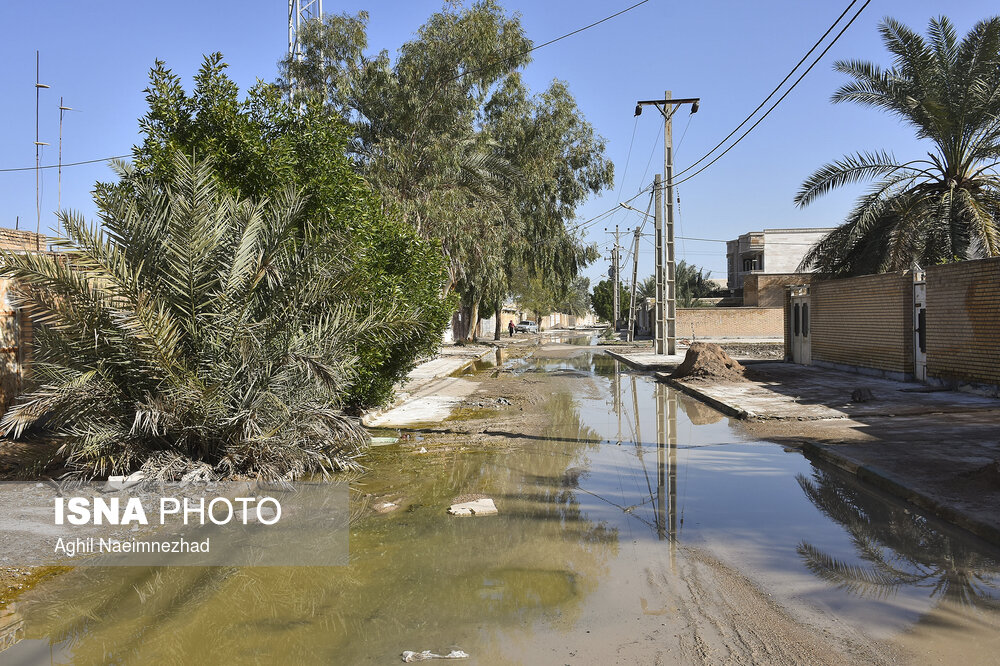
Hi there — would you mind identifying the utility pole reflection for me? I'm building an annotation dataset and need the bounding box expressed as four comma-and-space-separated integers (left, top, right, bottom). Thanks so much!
655, 383, 678, 567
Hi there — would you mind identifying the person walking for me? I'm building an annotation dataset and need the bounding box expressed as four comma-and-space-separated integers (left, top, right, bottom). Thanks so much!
508, 320, 515, 338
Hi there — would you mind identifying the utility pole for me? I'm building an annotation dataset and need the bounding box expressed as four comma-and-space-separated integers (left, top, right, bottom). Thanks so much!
654, 174, 664, 353
627, 225, 640, 342
606, 225, 622, 331
664, 90, 677, 355
635, 92, 700, 356
612, 225, 620, 330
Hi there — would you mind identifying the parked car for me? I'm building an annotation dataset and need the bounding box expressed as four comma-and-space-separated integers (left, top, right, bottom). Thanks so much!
515, 320, 538, 333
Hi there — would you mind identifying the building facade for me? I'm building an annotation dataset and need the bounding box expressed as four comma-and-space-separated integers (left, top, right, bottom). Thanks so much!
726, 228, 833, 291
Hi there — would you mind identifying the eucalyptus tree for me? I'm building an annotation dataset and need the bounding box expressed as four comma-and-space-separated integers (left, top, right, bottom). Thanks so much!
280, 3, 610, 340
796, 16, 1000, 275
481, 74, 610, 337
0, 154, 419, 479
280, 3, 531, 297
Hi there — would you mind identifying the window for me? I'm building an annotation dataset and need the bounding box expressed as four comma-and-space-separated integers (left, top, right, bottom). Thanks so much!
793, 303, 800, 336
802, 303, 809, 337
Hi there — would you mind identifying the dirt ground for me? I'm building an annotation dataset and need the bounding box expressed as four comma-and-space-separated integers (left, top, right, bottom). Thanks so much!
3, 339, 992, 664
368, 340, 909, 665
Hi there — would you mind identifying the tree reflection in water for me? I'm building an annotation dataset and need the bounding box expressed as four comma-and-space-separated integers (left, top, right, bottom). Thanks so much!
796, 468, 1000, 609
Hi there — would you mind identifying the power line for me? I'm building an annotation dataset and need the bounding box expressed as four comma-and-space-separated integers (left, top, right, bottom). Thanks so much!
670, 0, 870, 188
453, 0, 651, 84
671, 0, 863, 182
0, 153, 130, 173
2, 3, 653, 175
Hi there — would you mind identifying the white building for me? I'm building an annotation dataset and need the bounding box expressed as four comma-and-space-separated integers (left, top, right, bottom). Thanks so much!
726, 227, 834, 291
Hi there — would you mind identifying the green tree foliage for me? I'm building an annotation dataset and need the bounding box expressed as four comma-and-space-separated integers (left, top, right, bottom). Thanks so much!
796, 16, 1000, 275
675, 260, 714, 307
637, 275, 657, 301
590, 279, 631, 324
0, 155, 428, 479
109, 55, 452, 406
280, 4, 611, 338
635, 261, 713, 307
555, 276, 592, 317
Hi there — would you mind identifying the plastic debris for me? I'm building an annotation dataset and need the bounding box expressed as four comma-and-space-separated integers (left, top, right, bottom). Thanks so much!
401, 650, 470, 662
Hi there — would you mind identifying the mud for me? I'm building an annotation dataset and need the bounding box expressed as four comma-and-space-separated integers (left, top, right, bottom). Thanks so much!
671, 342, 746, 382
3, 339, 999, 664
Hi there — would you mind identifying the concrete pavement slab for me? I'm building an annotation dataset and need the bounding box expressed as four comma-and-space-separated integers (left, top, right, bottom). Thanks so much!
667, 362, 1000, 421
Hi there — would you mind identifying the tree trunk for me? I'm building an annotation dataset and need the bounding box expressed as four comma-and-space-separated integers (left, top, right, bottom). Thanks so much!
494, 302, 502, 341
467, 295, 481, 342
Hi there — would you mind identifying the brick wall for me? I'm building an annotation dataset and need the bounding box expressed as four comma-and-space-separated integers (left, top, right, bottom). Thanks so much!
810, 272, 913, 377
0, 228, 44, 252
677, 307, 783, 340
926, 257, 1000, 386
744, 273, 813, 307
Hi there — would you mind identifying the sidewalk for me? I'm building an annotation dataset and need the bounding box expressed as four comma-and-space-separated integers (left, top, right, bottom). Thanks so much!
666, 362, 1000, 546
361, 344, 497, 428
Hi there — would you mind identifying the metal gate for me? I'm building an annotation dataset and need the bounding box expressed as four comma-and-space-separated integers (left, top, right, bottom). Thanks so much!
913, 272, 927, 381
790, 285, 811, 365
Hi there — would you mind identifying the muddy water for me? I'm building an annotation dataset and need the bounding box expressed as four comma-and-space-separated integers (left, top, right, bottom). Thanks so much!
3, 342, 1000, 664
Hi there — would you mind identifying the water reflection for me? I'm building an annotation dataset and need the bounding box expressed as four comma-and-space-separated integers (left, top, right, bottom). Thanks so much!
3, 389, 618, 664
797, 468, 1000, 608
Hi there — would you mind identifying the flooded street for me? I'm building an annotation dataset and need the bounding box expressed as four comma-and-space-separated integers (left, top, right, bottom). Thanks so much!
3, 337, 1000, 664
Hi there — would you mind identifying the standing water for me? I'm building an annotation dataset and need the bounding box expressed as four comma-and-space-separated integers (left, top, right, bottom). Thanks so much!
2, 339, 999, 664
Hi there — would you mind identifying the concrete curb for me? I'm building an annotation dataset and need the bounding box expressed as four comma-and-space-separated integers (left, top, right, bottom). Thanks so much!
798, 441, 1000, 547
361, 346, 495, 428
660, 376, 752, 420
604, 349, 682, 371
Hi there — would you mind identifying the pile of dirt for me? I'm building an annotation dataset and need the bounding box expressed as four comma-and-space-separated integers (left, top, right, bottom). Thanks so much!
670, 342, 746, 382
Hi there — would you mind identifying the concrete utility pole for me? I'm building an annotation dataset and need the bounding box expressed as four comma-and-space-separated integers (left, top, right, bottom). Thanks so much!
607, 225, 622, 330
635, 92, 700, 355
654, 175, 665, 353
664, 90, 677, 355
612, 225, 620, 329
627, 225, 640, 342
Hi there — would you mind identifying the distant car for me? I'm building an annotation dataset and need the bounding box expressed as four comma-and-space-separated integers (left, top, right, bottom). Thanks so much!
515, 320, 538, 333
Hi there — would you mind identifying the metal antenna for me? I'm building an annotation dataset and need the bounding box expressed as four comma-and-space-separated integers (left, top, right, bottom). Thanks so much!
288, 0, 323, 99
58, 98, 74, 238
35, 51, 50, 252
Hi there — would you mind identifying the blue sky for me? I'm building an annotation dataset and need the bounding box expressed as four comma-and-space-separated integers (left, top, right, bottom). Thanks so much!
1, 0, 996, 286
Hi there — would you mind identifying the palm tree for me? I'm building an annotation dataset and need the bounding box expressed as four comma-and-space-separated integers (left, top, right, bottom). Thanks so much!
796, 469, 1000, 608
0, 153, 421, 480
796, 16, 1000, 275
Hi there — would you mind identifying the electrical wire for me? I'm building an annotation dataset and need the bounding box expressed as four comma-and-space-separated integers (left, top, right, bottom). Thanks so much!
449, 0, 652, 84
667, 0, 871, 188
671, 0, 862, 181
0, 154, 130, 173
1, 2, 653, 175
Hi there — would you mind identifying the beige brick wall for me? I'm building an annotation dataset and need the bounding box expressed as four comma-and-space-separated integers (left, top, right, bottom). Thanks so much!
677, 307, 783, 339
926, 257, 1000, 386
744, 273, 813, 307
0, 228, 44, 252
810, 272, 913, 375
